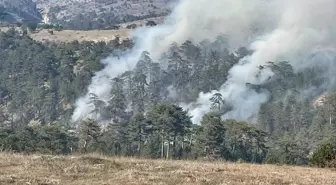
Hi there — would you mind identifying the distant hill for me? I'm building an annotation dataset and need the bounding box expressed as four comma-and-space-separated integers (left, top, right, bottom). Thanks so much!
33, 0, 176, 30
0, 0, 42, 24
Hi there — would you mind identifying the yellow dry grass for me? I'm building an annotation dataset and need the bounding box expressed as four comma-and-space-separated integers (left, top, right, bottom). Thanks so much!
0, 27, 131, 43
30, 29, 131, 43
0, 153, 336, 185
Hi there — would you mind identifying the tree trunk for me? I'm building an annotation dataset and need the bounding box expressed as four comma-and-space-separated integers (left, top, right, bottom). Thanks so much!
83, 140, 87, 153
173, 133, 176, 159
138, 125, 142, 157
161, 132, 164, 158
182, 136, 184, 149
166, 140, 169, 159
138, 133, 141, 157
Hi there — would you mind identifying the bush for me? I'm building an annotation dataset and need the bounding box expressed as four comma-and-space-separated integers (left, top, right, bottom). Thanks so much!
264, 153, 280, 164
146, 20, 157, 27
237, 158, 246, 163
54, 25, 63, 31
327, 159, 336, 168
27, 22, 38, 32
309, 143, 336, 168
126, 24, 137, 29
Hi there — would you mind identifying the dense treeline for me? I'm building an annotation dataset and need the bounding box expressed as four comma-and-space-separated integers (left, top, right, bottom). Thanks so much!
0, 28, 132, 127
0, 28, 336, 167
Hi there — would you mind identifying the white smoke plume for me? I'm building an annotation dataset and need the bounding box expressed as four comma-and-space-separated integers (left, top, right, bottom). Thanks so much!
72, 0, 336, 124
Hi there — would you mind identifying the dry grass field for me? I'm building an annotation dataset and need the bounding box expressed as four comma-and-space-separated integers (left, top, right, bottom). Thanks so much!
0, 153, 336, 185
0, 16, 165, 43
0, 27, 131, 43
30, 29, 131, 43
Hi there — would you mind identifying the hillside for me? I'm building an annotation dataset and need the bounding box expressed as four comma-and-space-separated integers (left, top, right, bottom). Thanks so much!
0, 154, 335, 185
33, 0, 175, 30
0, 0, 41, 24
28, 15, 166, 42
1, 29, 336, 167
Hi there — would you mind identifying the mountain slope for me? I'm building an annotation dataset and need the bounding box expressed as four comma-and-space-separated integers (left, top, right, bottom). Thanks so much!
34, 0, 176, 30
0, 0, 41, 24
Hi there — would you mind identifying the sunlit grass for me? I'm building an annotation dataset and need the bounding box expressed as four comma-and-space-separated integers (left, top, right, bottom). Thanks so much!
0, 153, 335, 185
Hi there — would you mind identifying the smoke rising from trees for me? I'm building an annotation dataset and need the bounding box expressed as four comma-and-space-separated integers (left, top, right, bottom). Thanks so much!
72, 0, 336, 124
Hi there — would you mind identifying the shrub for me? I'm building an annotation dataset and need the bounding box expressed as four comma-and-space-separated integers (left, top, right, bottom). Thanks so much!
309, 143, 336, 168
264, 153, 280, 164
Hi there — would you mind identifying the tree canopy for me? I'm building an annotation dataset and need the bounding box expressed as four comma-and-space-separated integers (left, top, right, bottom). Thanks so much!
0, 29, 336, 167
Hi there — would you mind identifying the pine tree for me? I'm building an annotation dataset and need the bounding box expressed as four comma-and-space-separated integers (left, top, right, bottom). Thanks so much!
146, 103, 192, 159
78, 119, 101, 153
201, 112, 226, 159
131, 71, 148, 114
88, 93, 106, 120
210, 93, 225, 112
167, 43, 191, 102
129, 113, 148, 157
105, 77, 127, 123
148, 63, 162, 107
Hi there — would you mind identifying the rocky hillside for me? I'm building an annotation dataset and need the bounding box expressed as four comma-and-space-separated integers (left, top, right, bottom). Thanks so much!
0, 0, 41, 24
34, 0, 176, 30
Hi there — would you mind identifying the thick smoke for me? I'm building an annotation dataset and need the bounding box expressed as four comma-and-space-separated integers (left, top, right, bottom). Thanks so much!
72, 0, 336, 124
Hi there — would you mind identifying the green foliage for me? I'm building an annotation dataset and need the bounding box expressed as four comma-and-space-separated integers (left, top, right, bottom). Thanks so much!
309, 143, 336, 168
264, 133, 309, 165
21, 21, 38, 32
0, 30, 131, 128
264, 153, 280, 164
201, 112, 227, 159
0, 125, 77, 154
0, 28, 336, 167
146, 103, 192, 159
78, 119, 101, 153
223, 120, 268, 163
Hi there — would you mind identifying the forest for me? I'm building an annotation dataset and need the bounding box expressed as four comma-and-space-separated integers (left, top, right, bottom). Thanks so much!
0, 28, 336, 167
